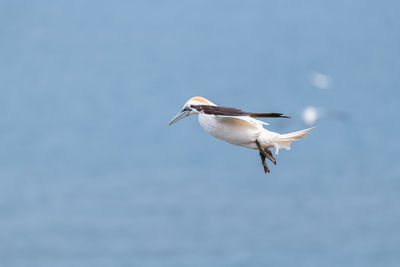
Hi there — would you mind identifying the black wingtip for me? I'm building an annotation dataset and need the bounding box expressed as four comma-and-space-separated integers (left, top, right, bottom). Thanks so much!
249, 113, 291, 118
276, 113, 291, 118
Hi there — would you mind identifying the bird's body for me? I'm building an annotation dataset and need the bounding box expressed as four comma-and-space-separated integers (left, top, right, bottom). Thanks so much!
198, 113, 271, 150
169, 96, 314, 174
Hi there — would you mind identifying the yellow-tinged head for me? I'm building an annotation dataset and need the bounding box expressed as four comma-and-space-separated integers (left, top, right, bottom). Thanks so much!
184, 96, 214, 106
168, 96, 215, 126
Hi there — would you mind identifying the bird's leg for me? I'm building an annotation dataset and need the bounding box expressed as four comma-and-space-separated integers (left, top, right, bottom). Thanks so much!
255, 140, 270, 174
263, 148, 277, 165
259, 151, 270, 174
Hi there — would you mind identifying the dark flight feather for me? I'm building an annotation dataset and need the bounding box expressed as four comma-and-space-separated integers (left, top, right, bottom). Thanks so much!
191, 105, 290, 118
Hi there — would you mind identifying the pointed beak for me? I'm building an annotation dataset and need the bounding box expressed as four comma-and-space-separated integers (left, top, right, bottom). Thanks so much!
168, 110, 190, 126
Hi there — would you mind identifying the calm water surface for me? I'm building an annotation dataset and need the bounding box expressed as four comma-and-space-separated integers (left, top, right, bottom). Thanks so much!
0, 1, 399, 266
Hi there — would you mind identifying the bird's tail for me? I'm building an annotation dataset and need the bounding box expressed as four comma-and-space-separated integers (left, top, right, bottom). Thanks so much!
271, 127, 315, 154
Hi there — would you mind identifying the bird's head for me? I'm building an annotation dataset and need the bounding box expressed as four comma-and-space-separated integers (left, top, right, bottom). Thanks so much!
168, 96, 215, 126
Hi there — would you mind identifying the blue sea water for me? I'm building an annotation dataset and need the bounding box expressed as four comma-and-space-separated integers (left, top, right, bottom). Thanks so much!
0, 1, 399, 266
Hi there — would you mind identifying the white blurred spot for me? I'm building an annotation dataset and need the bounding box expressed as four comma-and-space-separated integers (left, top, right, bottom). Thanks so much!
310, 72, 332, 89
302, 106, 318, 126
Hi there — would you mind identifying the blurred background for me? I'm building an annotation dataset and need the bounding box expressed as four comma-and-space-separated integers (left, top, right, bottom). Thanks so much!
0, 1, 399, 266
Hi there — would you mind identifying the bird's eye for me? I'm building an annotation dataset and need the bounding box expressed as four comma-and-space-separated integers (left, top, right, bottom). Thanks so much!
183, 107, 190, 111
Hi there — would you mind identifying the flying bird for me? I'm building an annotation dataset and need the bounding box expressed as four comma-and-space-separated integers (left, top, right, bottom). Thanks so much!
169, 96, 314, 174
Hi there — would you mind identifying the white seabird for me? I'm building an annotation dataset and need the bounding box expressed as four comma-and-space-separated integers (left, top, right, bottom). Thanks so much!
169, 96, 314, 174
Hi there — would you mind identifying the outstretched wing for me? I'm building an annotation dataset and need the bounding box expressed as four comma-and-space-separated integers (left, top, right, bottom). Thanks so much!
191, 105, 290, 118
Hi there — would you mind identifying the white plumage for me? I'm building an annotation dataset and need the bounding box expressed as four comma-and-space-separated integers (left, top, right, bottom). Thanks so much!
169, 96, 314, 173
